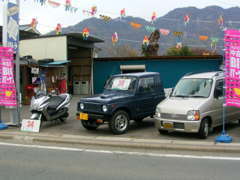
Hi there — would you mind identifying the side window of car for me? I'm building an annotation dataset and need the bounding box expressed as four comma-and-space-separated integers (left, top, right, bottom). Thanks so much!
138, 77, 154, 93
214, 79, 223, 98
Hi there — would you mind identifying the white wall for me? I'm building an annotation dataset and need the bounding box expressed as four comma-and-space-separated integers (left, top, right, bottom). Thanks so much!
20, 36, 67, 61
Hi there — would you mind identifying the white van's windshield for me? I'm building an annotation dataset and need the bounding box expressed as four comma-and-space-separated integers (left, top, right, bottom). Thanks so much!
171, 78, 213, 98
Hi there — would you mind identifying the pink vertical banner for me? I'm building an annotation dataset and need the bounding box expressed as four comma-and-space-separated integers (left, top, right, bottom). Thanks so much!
0, 47, 17, 107
225, 29, 240, 107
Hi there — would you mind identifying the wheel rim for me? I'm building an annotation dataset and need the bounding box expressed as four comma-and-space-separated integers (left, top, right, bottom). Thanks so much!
115, 114, 128, 131
204, 121, 209, 137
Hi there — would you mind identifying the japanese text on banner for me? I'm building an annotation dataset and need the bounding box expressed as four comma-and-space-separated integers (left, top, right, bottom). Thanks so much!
225, 29, 240, 108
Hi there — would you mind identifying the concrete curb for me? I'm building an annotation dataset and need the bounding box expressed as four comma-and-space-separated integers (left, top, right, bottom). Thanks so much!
0, 131, 240, 153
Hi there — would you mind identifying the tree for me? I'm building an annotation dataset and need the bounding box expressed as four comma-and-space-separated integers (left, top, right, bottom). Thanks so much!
107, 44, 139, 57
191, 47, 219, 55
166, 46, 194, 56
141, 30, 160, 56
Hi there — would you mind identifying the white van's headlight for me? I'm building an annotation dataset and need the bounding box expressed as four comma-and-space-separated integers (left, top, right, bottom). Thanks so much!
102, 105, 108, 112
155, 108, 161, 118
80, 103, 84, 110
187, 110, 200, 121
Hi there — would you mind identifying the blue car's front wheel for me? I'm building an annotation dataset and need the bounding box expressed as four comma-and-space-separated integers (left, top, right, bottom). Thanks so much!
109, 110, 129, 135
81, 120, 99, 130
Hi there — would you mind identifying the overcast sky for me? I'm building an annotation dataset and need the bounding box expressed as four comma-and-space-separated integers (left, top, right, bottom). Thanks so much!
0, 0, 239, 33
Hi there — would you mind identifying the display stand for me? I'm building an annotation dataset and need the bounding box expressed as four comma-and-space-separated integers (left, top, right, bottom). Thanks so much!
0, 109, 8, 130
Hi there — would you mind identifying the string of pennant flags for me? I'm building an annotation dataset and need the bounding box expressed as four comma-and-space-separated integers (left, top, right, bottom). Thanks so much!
20, 0, 240, 26
28, 16, 224, 40
25, 16, 225, 51
3, 0, 238, 50
27, 14, 225, 50
2, 0, 240, 24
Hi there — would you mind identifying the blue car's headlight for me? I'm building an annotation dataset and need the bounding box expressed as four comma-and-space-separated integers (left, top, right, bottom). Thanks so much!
102, 105, 108, 112
80, 103, 84, 110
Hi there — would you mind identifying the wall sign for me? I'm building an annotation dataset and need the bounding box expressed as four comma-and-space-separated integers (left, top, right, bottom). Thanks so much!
112, 79, 131, 90
21, 119, 41, 133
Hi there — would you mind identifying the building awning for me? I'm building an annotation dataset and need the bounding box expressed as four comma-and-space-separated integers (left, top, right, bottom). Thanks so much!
41, 60, 69, 67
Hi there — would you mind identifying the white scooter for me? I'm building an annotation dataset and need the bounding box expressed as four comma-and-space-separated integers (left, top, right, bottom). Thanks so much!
30, 90, 71, 122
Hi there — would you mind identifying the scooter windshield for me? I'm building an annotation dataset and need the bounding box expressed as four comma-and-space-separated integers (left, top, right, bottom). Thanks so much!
35, 90, 47, 98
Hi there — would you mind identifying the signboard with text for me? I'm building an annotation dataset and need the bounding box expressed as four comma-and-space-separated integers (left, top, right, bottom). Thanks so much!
21, 119, 41, 133
112, 79, 131, 90
0, 47, 17, 107
225, 29, 240, 107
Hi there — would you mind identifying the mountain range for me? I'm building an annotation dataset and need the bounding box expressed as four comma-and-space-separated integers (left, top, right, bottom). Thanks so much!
53, 6, 240, 57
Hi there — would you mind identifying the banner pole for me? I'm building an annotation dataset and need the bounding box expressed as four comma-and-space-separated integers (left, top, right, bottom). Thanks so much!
0, 0, 7, 128
15, 0, 21, 126
215, 30, 233, 143
222, 64, 226, 134
3, 0, 21, 126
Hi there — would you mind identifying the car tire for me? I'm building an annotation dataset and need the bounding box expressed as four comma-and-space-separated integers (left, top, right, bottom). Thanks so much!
109, 110, 129, 135
81, 120, 99, 130
198, 119, 209, 139
158, 129, 168, 135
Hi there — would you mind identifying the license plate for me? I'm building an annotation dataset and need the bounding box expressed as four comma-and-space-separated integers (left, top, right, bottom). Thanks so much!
163, 122, 173, 129
79, 113, 88, 120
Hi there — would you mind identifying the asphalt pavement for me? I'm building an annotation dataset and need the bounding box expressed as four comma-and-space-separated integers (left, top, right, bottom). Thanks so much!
1, 143, 240, 180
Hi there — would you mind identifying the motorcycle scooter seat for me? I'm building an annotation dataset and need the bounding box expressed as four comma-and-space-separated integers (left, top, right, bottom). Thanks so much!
48, 96, 65, 109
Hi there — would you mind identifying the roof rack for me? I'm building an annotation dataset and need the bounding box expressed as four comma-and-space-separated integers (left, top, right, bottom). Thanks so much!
184, 71, 205, 77
184, 71, 224, 78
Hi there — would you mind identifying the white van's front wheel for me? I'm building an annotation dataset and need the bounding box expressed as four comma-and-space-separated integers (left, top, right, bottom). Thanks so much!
198, 119, 209, 139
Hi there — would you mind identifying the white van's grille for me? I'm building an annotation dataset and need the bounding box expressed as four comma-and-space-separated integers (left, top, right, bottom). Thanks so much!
161, 113, 187, 120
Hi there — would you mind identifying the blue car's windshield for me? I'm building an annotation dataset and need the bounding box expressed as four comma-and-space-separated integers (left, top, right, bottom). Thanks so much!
171, 78, 213, 98
105, 76, 137, 92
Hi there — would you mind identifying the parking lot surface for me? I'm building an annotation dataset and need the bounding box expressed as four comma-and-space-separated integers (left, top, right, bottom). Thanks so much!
1, 95, 240, 143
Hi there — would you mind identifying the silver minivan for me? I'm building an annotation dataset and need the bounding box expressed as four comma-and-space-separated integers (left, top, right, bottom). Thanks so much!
155, 71, 240, 139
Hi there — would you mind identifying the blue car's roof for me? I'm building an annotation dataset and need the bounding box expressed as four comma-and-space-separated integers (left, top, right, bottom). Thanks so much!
112, 72, 159, 78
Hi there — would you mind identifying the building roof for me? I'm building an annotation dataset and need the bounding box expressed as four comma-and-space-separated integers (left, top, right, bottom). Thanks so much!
19, 24, 41, 35
40, 60, 70, 67
36, 32, 104, 43
0, 26, 40, 41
